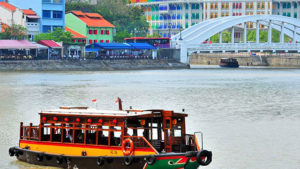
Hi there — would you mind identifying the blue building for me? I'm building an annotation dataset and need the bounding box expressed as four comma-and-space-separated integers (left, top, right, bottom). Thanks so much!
8, 0, 65, 33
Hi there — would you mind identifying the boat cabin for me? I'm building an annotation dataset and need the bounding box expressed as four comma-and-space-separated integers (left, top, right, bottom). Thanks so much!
19, 106, 199, 155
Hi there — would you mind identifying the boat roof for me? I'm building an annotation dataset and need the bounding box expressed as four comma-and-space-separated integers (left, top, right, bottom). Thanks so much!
39, 107, 186, 117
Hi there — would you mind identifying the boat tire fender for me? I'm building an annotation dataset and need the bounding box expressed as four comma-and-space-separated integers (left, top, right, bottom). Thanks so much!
37, 153, 44, 162
97, 157, 104, 166
146, 155, 156, 165
124, 156, 133, 166
122, 138, 134, 156
196, 150, 212, 166
56, 156, 63, 164
9, 148, 15, 157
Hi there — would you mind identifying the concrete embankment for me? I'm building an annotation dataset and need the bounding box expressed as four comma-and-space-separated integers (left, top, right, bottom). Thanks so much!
0, 60, 189, 71
190, 53, 300, 67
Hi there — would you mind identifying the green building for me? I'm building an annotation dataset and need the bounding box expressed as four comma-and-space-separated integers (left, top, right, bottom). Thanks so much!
65, 10, 115, 45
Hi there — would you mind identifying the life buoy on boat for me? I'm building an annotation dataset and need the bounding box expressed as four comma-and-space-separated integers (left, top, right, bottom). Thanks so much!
196, 150, 212, 166
37, 153, 44, 162
124, 156, 133, 166
9, 147, 15, 156
146, 155, 156, 165
56, 156, 63, 164
97, 157, 104, 166
122, 138, 134, 156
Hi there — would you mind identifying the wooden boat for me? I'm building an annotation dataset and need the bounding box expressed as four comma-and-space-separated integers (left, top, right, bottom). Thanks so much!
9, 98, 212, 169
219, 58, 239, 68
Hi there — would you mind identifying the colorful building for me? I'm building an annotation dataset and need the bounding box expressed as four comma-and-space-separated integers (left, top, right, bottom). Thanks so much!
65, 26, 87, 58
65, 11, 115, 45
129, 0, 300, 38
0, 2, 40, 40
8, 0, 65, 33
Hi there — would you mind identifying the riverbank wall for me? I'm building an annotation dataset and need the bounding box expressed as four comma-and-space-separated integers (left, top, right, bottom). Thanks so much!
0, 60, 189, 71
190, 53, 300, 67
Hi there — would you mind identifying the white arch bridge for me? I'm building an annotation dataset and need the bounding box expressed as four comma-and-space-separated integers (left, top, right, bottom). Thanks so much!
171, 15, 300, 63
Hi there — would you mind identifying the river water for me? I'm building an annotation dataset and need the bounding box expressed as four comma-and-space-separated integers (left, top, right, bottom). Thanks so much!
0, 67, 300, 169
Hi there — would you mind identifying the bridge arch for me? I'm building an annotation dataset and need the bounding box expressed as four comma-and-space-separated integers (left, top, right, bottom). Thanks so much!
171, 15, 300, 63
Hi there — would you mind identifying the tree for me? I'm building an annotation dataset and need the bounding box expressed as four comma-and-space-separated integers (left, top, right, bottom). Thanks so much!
34, 27, 73, 44
0, 24, 27, 40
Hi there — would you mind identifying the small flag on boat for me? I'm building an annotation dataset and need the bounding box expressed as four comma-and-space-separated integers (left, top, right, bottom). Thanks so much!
92, 99, 97, 103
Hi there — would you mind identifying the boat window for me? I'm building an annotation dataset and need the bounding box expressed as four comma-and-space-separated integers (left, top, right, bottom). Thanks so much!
74, 124, 85, 144
42, 123, 51, 141
110, 126, 122, 146
63, 123, 74, 143
98, 125, 109, 145
52, 123, 62, 142
86, 125, 97, 145
174, 126, 182, 137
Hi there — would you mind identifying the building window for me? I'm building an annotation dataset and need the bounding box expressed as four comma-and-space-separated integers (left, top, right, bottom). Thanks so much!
100, 40, 104, 43
78, 39, 82, 43
106, 40, 109, 43
294, 12, 297, 18
106, 30, 109, 35
94, 40, 97, 43
89, 30, 93, 34
53, 11, 62, 19
89, 40, 93, 44
72, 39, 76, 43
43, 25, 51, 33
53, 0, 62, 3
101, 30, 104, 35
83, 40, 86, 44
42, 10, 51, 18
94, 30, 97, 34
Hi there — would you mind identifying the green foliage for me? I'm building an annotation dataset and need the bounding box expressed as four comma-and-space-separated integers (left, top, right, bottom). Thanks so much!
34, 27, 73, 43
66, 0, 149, 43
0, 24, 27, 40
209, 30, 231, 43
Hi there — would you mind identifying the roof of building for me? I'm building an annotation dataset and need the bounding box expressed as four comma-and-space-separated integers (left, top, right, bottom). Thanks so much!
0, 40, 37, 49
70, 10, 115, 28
22, 9, 37, 16
65, 27, 87, 39
0, 2, 17, 12
37, 40, 62, 48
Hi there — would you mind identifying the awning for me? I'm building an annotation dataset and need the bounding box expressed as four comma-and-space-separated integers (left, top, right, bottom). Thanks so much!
85, 48, 99, 52
31, 42, 48, 49
38, 40, 62, 48
127, 43, 156, 50
27, 15, 40, 19
86, 43, 133, 50
0, 40, 37, 49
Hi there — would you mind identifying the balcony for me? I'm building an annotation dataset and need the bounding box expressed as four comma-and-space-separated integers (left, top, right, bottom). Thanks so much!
26, 22, 40, 32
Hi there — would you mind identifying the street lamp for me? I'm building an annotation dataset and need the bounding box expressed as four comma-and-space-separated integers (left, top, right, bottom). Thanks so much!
179, 25, 183, 40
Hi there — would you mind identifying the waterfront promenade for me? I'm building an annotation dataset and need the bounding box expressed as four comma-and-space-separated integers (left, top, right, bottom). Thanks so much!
0, 59, 189, 71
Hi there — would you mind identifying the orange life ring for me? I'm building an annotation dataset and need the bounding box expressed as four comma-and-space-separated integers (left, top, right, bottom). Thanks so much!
122, 138, 134, 156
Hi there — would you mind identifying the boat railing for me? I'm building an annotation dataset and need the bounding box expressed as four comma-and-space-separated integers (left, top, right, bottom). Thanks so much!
124, 136, 158, 154
20, 122, 39, 141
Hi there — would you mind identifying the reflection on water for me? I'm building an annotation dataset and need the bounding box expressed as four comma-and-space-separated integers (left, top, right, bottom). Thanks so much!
0, 68, 300, 169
